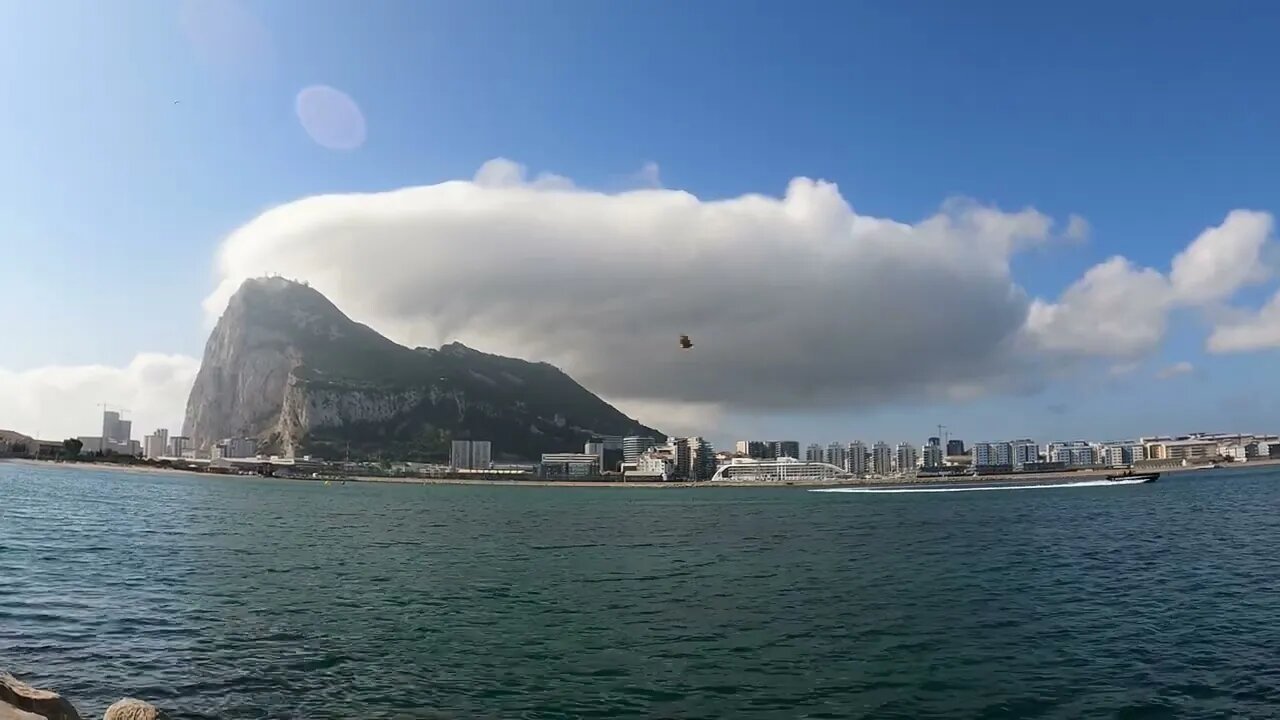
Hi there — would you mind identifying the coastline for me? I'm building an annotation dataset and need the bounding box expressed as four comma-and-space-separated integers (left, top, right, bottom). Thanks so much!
6, 456, 1278, 489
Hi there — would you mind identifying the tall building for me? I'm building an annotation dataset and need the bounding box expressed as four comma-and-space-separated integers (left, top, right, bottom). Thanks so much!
585, 441, 605, 470
623, 436, 656, 462
946, 439, 965, 456
734, 440, 769, 459
143, 428, 169, 459
168, 436, 192, 458
669, 437, 692, 480
1010, 439, 1039, 469
847, 441, 868, 476
688, 437, 716, 480
823, 442, 847, 469
772, 441, 800, 460
871, 441, 893, 475
972, 442, 1012, 468
921, 443, 943, 470
101, 410, 132, 445
450, 440, 492, 470
805, 443, 823, 462
469, 440, 491, 469
895, 442, 918, 473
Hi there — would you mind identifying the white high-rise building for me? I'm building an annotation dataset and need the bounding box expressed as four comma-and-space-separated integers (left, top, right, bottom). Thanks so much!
823, 442, 847, 470
973, 442, 1012, 468
168, 436, 192, 458
847, 441, 868, 476
102, 410, 128, 444
871, 442, 893, 475
805, 443, 823, 462
921, 443, 943, 470
143, 428, 169, 459
451, 440, 492, 470
1048, 441, 1095, 467
470, 440, 492, 470
1010, 439, 1039, 469
895, 442, 918, 473
585, 441, 605, 471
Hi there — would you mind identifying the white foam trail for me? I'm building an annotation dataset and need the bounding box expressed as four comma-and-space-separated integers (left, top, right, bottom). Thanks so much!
812, 477, 1151, 494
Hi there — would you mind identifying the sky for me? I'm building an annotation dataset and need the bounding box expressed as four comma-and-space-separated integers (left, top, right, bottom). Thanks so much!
3, 0, 1280, 448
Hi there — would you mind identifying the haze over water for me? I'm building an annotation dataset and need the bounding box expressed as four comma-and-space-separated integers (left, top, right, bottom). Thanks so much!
2, 462, 1278, 719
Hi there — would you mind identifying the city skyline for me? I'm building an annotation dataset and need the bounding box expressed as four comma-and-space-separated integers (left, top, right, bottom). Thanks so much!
4, 4, 1280, 443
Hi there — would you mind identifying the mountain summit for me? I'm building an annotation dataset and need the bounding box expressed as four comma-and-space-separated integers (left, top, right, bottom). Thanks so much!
183, 277, 662, 460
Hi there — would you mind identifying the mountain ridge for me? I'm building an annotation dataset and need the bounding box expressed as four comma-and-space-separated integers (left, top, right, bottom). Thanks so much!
183, 277, 663, 461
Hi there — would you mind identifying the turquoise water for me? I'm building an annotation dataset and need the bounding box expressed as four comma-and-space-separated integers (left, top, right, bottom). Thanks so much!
3, 461, 1279, 719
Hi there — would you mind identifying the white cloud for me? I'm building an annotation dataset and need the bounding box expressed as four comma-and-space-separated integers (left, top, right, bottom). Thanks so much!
1023, 257, 1172, 357
204, 159, 1063, 413
1155, 361, 1194, 380
1063, 214, 1091, 243
1170, 209, 1272, 304
1025, 210, 1275, 359
0, 354, 199, 440
1108, 361, 1141, 377
633, 161, 662, 188
1207, 289, 1280, 352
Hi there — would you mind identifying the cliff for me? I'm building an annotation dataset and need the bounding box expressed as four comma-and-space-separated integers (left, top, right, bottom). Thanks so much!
182, 277, 662, 460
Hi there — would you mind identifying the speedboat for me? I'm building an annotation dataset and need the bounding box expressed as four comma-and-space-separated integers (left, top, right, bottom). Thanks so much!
1105, 470, 1159, 483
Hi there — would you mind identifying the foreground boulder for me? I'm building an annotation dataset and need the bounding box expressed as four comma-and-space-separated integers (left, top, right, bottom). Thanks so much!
0, 701, 48, 720
0, 674, 80, 720
102, 700, 165, 720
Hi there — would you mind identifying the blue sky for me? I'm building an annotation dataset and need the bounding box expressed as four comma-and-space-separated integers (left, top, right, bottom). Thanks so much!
2, 1, 1279, 444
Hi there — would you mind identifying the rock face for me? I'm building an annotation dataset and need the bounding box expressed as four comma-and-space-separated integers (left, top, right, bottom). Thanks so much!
183, 277, 663, 461
0, 673, 80, 720
101, 699, 165, 720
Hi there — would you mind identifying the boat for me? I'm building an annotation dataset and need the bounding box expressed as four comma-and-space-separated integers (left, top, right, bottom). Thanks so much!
1105, 470, 1159, 483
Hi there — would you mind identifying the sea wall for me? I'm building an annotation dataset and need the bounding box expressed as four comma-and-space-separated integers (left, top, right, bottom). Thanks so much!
0, 672, 166, 720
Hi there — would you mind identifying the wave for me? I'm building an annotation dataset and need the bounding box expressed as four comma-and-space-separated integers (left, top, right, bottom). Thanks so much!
812, 477, 1152, 494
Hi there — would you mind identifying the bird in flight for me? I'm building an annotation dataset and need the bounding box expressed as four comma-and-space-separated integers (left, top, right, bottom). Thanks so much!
679, 334, 693, 349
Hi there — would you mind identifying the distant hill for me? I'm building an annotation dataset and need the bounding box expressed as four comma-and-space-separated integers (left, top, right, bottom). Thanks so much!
0, 430, 35, 456
0, 430, 34, 446
183, 277, 663, 461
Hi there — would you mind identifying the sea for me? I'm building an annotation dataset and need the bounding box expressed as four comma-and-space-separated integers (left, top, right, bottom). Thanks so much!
2, 461, 1278, 719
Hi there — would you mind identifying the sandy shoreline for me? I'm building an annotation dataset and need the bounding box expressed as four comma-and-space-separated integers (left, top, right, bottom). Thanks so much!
6, 456, 1277, 489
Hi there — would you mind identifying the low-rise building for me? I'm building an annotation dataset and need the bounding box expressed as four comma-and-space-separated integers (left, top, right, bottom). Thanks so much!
540, 452, 600, 478
214, 437, 258, 459
1048, 441, 1095, 467
1145, 438, 1217, 462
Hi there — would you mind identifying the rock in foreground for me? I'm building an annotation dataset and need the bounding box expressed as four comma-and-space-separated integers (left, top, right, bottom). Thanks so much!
102, 699, 165, 720
0, 674, 79, 720
0, 673, 166, 720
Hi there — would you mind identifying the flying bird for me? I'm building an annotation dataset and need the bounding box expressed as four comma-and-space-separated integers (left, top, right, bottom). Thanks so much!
679, 334, 693, 349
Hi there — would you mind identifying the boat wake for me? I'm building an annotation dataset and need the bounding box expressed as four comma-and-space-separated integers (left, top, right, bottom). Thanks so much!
812, 477, 1152, 494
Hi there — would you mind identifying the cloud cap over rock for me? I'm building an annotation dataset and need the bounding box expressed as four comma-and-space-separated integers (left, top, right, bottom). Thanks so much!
206, 160, 1066, 414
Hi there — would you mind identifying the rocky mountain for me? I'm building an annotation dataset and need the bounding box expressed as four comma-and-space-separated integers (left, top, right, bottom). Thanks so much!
183, 277, 663, 461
